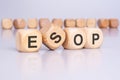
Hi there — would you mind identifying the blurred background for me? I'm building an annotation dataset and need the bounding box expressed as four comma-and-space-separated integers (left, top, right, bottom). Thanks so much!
0, 0, 120, 80
0, 0, 120, 19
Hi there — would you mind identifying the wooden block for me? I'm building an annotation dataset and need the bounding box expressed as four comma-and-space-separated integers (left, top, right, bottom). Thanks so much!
13, 19, 26, 29
1, 18, 13, 29
52, 18, 63, 27
84, 28, 103, 48
98, 19, 109, 28
16, 29, 42, 52
109, 18, 119, 28
28, 18, 38, 29
39, 18, 51, 29
76, 19, 86, 27
64, 19, 75, 27
87, 18, 96, 27
40, 24, 65, 50
63, 28, 86, 49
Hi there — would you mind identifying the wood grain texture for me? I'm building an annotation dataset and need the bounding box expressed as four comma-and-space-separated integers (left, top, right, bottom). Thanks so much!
16, 29, 42, 52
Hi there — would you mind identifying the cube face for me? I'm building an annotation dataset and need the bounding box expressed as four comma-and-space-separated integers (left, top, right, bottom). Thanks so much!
63, 28, 86, 49
84, 28, 103, 48
39, 18, 51, 29
28, 18, 38, 29
109, 19, 119, 28
40, 24, 65, 50
87, 19, 96, 27
64, 19, 75, 27
13, 19, 26, 29
52, 18, 63, 27
76, 19, 86, 27
16, 29, 42, 52
2, 19, 13, 29
98, 19, 109, 28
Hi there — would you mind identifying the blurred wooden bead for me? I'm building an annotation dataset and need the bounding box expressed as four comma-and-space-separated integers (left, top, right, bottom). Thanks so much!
16, 29, 42, 52
98, 19, 109, 28
28, 18, 38, 29
39, 18, 51, 29
63, 28, 86, 49
109, 18, 119, 28
1, 18, 13, 29
13, 19, 26, 29
40, 24, 65, 50
84, 28, 103, 48
52, 18, 63, 28
76, 19, 86, 27
64, 19, 76, 27
87, 18, 96, 27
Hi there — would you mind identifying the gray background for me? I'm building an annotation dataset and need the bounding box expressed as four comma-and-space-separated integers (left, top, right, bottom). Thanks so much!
0, 0, 120, 19
0, 0, 120, 80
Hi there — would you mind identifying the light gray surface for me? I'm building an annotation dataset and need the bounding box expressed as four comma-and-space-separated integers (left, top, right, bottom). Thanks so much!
0, 27, 120, 80
0, 0, 120, 80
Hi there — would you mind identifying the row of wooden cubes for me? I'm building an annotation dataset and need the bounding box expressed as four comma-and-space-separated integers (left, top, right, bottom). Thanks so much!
16, 19, 103, 52
1, 18, 119, 29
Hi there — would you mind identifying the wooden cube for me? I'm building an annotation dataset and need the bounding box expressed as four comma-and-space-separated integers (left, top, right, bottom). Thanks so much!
28, 18, 38, 29
63, 28, 86, 49
40, 24, 65, 50
84, 28, 103, 48
39, 18, 51, 29
52, 18, 63, 28
64, 19, 76, 27
13, 19, 26, 29
76, 19, 86, 27
2, 18, 13, 29
87, 18, 96, 27
16, 29, 42, 52
98, 19, 109, 28
109, 18, 119, 28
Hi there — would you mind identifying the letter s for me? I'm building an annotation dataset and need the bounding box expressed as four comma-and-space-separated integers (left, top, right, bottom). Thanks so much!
50, 32, 61, 43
